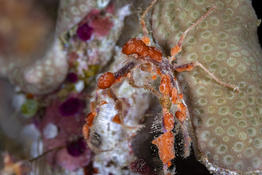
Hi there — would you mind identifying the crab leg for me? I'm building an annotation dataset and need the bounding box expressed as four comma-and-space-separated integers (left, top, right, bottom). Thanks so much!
174, 61, 239, 91
140, 0, 158, 45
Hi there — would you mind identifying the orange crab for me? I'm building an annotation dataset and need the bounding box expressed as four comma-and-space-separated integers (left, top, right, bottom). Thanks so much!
83, 0, 238, 173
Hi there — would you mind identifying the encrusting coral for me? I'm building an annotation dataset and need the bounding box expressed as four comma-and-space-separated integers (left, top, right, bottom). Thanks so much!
36, 97, 92, 171
152, 0, 262, 174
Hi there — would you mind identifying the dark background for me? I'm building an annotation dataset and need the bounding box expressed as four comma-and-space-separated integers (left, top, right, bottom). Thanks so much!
253, 0, 262, 47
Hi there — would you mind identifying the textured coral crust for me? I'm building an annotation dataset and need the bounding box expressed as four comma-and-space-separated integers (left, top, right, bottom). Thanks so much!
56, 0, 94, 35
97, 72, 116, 89
152, 0, 262, 173
122, 38, 162, 62
152, 131, 175, 166
39, 100, 92, 171
8, 39, 68, 95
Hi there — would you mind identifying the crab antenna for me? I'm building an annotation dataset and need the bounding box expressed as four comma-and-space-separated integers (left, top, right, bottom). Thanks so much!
140, 0, 158, 41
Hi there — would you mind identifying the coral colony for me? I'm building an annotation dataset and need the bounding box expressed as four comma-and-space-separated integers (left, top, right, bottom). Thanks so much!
1, 0, 262, 175
152, 0, 262, 174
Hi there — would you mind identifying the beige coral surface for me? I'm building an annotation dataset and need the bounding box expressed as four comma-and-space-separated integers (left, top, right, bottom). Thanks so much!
152, 0, 262, 174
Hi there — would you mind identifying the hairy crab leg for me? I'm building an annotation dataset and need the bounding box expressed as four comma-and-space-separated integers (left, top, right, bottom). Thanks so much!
174, 61, 239, 91
113, 61, 137, 80
170, 5, 216, 60
140, 0, 159, 45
